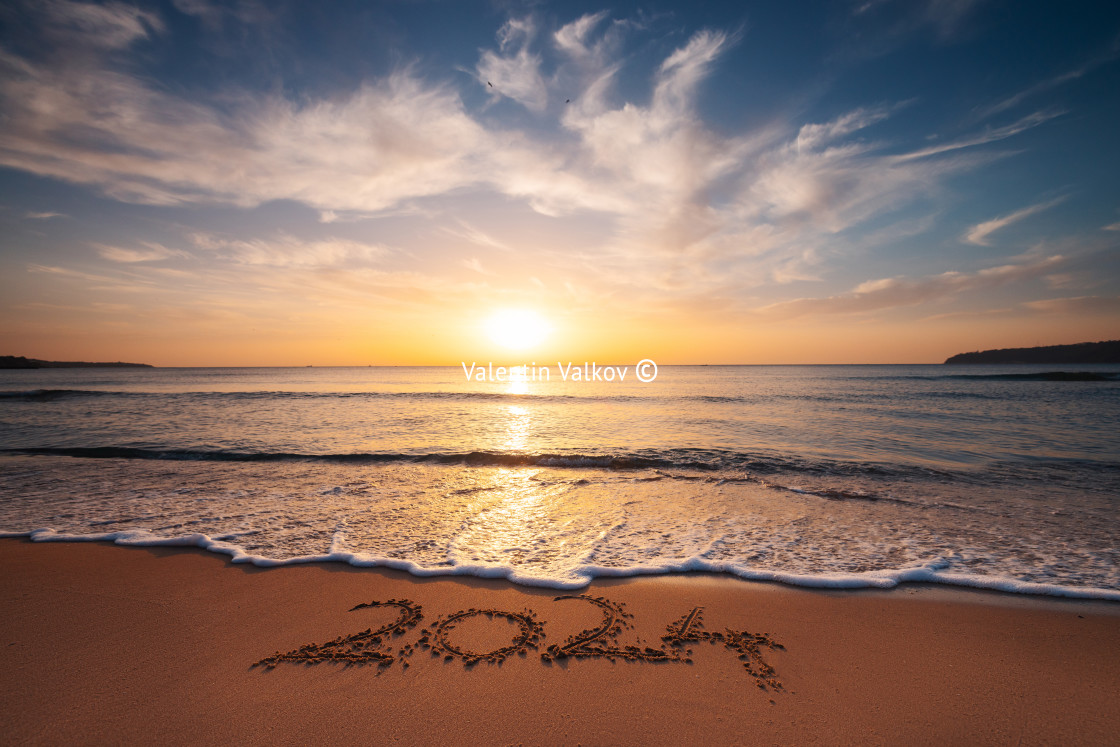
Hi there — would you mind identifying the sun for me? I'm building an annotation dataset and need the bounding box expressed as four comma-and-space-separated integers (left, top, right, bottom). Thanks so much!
485, 309, 550, 350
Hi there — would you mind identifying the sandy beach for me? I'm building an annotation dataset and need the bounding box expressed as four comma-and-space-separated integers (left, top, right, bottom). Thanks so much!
2, 539, 1118, 745
4, 1, 1120, 744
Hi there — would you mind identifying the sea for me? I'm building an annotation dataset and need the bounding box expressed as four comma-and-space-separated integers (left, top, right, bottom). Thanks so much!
1, 364, 1118, 599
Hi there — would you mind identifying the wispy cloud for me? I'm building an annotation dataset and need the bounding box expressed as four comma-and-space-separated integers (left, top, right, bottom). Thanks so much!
976, 70, 1087, 121
795, 104, 898, 152
840, 0, 987, 60
1023, 295, 1120, 315
963, 196, 1067, 246
553, 11, 610, 60
95, 242, 187, 262
917, 0, 988, 41
462, 257, 494, 275
757, 255, 1065, 319
894, 109, 1063, 161
477, 18, 547, 111
443, 222, 513, 252
975, 39, 1120, 121
170, 0, 270, 29
37, 0, 164, 50
735, 109, 984, 238
25, 211, 65, 220
189, 233, 391, 268
656, 28, 734, 111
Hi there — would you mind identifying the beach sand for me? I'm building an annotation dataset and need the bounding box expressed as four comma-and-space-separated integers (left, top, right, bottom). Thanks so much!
2, 538, 1118, 745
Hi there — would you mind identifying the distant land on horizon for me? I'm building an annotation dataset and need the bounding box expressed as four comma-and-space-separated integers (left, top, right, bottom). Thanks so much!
0, 356, 153, 369
944, 340, 1120, 365
3, 343, 1119, 367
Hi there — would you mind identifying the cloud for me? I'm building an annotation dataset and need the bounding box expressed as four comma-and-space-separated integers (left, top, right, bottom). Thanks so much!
172, 0, 219, 20
737, 109, 983, 236
0, 5, 1092, 321
758, 255, 1065, 319
315, 208, 390, 224
25, 211, 65, 220
28, 263, 111, 280
655, 29, 733, 111
171, 0, 269, 28
477, 18, 547, 111
95, 242, 186, 262
915, 0, 986, 40
443, 222, 513, 252
36, 0, 164, 51
975, 70, 1087, 121
1023, 295, 1120, 315
894, 109, 1063, 161
794, 104, 897, 152
190, 233, 391, 268
32, 241, 498, 320
552, 27, 752, 253
840, 0, 987, 61
553, 11, 610, 59
975, 39, 1120, 121
0, 8, 643, 221
0, 4, 1037, 237
1103, 222, 1120, 232
963, 196, 1066, 246
462, 257, 494, 275
0, 10, 490, 212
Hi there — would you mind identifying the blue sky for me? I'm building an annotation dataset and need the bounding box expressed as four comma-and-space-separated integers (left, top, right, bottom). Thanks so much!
1, 0, 1118, 364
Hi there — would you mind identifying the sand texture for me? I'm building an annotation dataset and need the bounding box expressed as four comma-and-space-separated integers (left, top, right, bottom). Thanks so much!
2, 539, 1119, 745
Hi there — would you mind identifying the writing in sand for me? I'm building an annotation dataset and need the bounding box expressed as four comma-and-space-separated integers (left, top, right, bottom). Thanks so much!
254, 594, 784, 691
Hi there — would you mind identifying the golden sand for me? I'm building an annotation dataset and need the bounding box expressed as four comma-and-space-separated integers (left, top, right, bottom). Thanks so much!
2, 539, 1119, 745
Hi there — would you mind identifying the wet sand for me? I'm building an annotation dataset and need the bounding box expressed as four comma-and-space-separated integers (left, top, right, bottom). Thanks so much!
2, 538, 1118, 745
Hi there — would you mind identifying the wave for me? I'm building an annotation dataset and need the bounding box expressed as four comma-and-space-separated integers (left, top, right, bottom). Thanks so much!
930, 371, 1120, 382
5, 528, 1119, 601
0, 388, 661, 404
0, 388, 120, 401
0, 389, 897, 406
8, 445, 1117, 483
3, 445, 747, 472
0, 389, 816, 405
1, 444, 936, 476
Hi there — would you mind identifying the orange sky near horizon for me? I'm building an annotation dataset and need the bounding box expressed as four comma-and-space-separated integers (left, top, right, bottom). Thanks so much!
3, 299, 1115, 367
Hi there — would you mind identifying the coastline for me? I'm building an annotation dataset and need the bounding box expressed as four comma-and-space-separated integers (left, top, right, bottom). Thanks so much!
2, 539, 1118, 745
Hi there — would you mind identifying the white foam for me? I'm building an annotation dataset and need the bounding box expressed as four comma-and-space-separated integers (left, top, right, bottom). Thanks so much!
2, 456, 1118, 602
6, 528, 1120, 601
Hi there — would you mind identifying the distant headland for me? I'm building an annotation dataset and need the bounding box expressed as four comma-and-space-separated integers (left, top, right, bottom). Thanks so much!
944, 340, 1120, 365
0, 356, 153, 369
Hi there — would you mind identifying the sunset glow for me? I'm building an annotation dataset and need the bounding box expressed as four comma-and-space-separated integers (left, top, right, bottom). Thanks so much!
485, 309, 551, 352
2, 5, 1120, 741
0, 2, 1117, 365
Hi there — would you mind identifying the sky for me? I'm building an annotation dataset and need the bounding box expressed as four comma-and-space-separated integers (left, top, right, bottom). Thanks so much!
1, 0, 1118, 366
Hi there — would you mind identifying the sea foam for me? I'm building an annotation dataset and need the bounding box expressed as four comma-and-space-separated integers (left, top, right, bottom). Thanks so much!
6, 527, 1120, 601
2, 454, 1118, 601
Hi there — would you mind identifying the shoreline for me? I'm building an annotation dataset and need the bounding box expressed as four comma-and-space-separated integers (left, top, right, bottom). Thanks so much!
3, 538, 1119, 745
7, 526, 1120, 602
